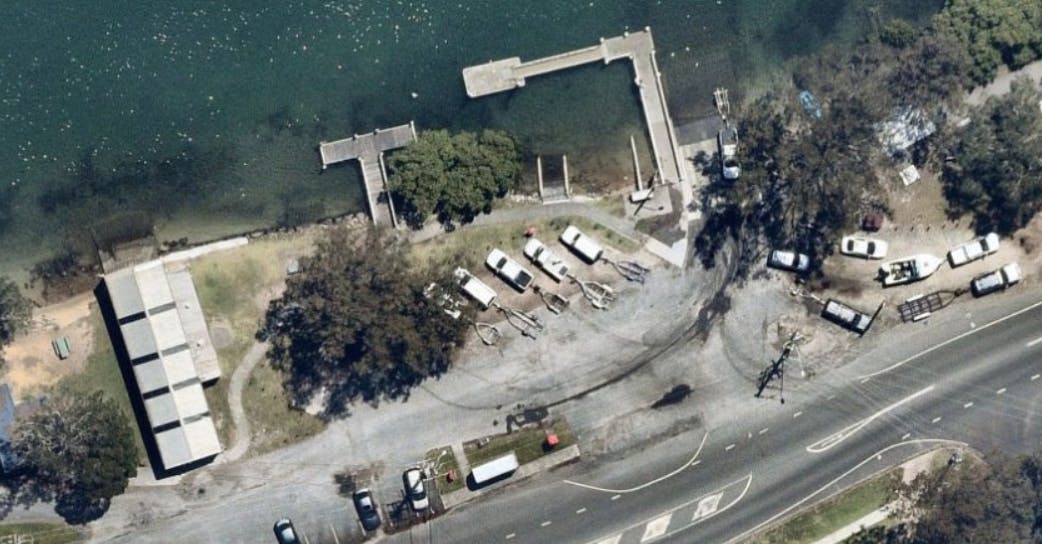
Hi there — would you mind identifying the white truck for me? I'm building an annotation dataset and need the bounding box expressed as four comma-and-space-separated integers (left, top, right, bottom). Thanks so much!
523, 238, 569, 282
971, 263, 1021, 297
559, 225, 604, 263
947, 232, 999, 267
454, 268, 497, 309
485, 248, 534, 292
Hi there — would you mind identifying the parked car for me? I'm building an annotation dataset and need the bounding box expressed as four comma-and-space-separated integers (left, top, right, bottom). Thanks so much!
948, 232, 1000, 267
971, 263, 1021, 297
767, 249, 810, 273
353, 489, 381, 532
273, 519, 300, 544
523, 238, 569, 281
821, 299, 873, 333
840, 236, 888, 259
718, 125, 741, 180
454, 268, 497, 309
486, 248, 534, 292
559, 225, 604, 263
402, 467, 430, 512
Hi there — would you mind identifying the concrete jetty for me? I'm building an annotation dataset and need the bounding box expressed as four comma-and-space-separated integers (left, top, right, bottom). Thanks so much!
462, 28, 685, 188
319, 122, 416, 227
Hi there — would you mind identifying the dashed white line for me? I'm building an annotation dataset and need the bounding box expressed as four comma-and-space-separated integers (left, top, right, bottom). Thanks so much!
1033, 374, 1040, 381
505, 533, 516, 540
725, 444, 735, 451
576, 507, 587, 515
758, 428, 769, 435
793, 411, 803, 418
641, 513, 673, 542
931, 416, 942, 424
901, 433, 911, 440
611, 494, 621, 501
594, 535, 622, 544
964, 402, 974, 408
541, 521, 552, 527
997, 388, 1007, 395
1027, 336, 1042, 348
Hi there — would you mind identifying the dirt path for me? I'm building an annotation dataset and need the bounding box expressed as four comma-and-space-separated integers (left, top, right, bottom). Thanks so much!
219, 342, 268, 463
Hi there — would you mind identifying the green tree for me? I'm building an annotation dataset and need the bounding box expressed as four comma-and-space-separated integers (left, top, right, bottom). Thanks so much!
942, 77, 1042, 233
262, 226, 470, 416
10, 389, 137, 523
0, 278, 31, 368
887, 31, 973, 109
387, 129, 522, 228
934, 0, 1042, 84
879, 19, 920, 49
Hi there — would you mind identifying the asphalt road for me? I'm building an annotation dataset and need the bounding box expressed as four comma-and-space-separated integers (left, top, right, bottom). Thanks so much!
388, 297, 1042, 544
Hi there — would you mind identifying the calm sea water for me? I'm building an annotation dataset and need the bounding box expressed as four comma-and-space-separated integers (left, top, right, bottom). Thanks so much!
0, 0, 940, 277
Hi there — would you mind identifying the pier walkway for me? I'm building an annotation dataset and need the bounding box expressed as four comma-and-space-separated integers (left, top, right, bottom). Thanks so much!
319, 122, 416, 226
462, 29, 686, 189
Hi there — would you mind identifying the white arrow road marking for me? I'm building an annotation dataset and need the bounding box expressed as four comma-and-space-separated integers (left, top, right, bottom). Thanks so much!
691, 493, 723, 521
807, 385, 934, 453
641, 513, 672, 542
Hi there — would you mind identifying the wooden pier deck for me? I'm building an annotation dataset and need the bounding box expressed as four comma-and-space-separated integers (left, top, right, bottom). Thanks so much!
319, 122, 416, 226
462, 28, 684, 186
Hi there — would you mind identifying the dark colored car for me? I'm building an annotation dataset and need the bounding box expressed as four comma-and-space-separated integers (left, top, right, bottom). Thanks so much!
273, 518, 300, 544
353, 488, 381, 532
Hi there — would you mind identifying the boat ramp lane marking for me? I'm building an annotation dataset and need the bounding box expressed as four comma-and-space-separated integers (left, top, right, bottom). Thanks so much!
806, 385, 935, 454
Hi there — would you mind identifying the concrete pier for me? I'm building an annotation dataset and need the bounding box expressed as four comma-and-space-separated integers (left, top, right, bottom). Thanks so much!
319, 122, 417, 227
462, 29, 686, 188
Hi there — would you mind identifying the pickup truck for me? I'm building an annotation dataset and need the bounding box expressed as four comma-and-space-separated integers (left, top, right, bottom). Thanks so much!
947, 232, 999, 267
486, 249, 534, 292
559, 225, 604, 263
523, 238, 569, 282
971, 263, 1021, 297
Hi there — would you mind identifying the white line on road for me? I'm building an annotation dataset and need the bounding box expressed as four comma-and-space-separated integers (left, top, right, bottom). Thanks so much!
505, 534, 515, 540
541, 521, 552, 527
1033, 374, 1040, 381
611, 494, 621, 501
901, 433, 911, 440
964, 402, 974, 408
860, 298, 1042, 380
1027, 336, 1042, 347
641, 513, 672, 542
997, 388, 1007, 395
807, 385, 935, 453
725, 443, 735, 451
794, 411, 803, 418
593, 535, 622, 544
759, 428, 769, 435
564, 432, 708, 494
576, 507, 587, 514
614, 475, 753, 544
931, 416, 942, 423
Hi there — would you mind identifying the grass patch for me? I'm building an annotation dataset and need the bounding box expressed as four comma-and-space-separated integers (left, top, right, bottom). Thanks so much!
464, 418, 576, 468
191, 235, 325, 455
57, 308, 146, 464
241, 362, 326, 455
750, 469, 899, 544
568, 216, 642, 253
0, 522, 85, 544
593, 195, 627, 218
425, 446, 465, 494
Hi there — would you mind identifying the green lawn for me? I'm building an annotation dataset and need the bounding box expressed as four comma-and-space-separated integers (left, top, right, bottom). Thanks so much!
464, 418, 577, 468
425, 446, 465, 494
0, 522, 86, 544
750, 469, 899, 544
240, 362, 326, 455
57, 309, 146, 464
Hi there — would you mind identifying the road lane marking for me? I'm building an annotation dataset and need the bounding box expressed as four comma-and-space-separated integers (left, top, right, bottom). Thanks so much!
901, 433, 911, 440
807, 385, 935, 453
505, 534, 515, 540
541, 521, 552, 527
611, 494, 621, 501
691, 493, 723, 521
1027, 336, 1042, 347
794, 411, 803, 418
576, 507, 586, 514
759, 428, 769, 435
593, 536, 621, 544
564, 432, 708, 494
1033, 374, 1040, 381
997, 388, 1007, 395
931, 416, 941, 423
964, 402, 973, 408
860, 298, 1042, 380
725, 443, 735, 451
641, 513, 672, 542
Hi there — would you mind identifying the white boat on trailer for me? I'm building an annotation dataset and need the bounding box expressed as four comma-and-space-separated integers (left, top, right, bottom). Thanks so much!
879, 254, 942, 286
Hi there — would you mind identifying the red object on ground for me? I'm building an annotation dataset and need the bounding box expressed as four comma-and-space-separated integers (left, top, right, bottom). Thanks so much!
545, 433, 559, 449
524, 226, 536, 237
862, 214, 884, 232
446, 470, 457, 482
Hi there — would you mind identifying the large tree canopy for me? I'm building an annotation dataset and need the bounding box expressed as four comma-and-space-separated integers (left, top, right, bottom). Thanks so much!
934, 0, 1042, 84
0, 277, 31, 368
263, 227, 470, 416
10, 389, 137, 523
942, 77, 1042, 233
387, 129, 522, 228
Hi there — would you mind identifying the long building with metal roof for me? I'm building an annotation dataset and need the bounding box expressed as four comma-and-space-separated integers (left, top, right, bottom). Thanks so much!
103, 260, 222, 471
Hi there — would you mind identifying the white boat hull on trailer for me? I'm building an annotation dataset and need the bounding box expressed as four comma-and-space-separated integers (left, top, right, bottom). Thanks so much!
879, 254, 942, 286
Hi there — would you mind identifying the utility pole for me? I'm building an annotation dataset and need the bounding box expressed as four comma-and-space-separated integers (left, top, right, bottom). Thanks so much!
755, 332, 802, 403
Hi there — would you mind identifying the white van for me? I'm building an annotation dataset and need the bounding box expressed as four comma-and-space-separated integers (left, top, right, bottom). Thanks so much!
470, 452, 519, 486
